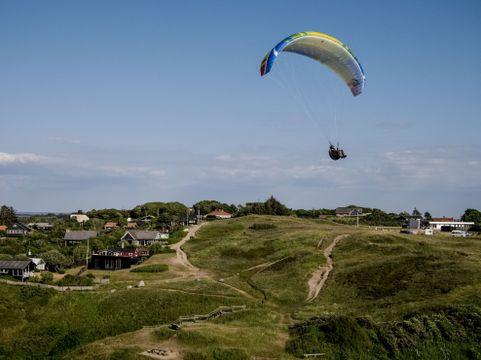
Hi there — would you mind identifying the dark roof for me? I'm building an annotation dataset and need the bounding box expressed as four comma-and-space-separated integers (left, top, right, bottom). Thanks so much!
123, 230, 160, 240
64, 230, 98, 241
8, 222, 30, 231
0, 260, 33, 270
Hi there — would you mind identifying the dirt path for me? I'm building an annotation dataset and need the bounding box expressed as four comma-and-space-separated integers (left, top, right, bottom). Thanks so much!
306, 234, 348, 302
244, 256, 292, 272
167, 223, 253, 299
169, 223, 206, 270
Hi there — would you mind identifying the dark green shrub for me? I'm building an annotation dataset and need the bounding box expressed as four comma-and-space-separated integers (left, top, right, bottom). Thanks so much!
130, 264, 168, 273
40, 272, 53, 284
249, 223, 277, 230
56, 274, 93, 286
150, 243, 175, 254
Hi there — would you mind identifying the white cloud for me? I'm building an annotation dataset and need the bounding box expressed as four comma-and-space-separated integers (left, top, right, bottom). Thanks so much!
0, 152, 47, 165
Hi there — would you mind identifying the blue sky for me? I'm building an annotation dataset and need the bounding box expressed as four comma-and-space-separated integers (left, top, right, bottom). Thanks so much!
1, 0, 480, 216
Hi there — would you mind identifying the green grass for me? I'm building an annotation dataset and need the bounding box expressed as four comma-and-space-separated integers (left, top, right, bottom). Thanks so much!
130, 264, 168, 273
186, 215, 343, 308
3, 216, 481, 359
0, 284, 243, 358
286, 305, 481, 359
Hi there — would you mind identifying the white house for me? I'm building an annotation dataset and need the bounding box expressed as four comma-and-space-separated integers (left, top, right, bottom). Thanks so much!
429, 219, 474, 231
29, 257, 46, 271
70, 214, 90, 223
121, 230, 164, 246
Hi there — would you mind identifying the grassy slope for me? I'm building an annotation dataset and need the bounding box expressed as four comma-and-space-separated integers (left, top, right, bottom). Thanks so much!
2, 216, 481, 359
187, 215, 345, 309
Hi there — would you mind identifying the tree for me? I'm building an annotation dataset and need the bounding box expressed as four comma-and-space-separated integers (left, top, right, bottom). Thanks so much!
39, 250, 72, 272
461, 209, 481, 225
412, 208, 422, 218
424, 212, 432, 221
0, 205, 17, 226
237, 196, 291, 216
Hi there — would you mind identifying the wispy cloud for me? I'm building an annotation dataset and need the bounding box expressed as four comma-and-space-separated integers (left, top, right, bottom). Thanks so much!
0, 152, 48, 165
47, 136, 81, 144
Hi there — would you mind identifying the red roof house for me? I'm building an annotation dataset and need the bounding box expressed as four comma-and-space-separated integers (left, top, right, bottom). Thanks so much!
206, 209, 233, 219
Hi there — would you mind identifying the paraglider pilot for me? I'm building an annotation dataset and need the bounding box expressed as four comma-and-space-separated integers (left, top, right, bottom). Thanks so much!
329, 143, 347, 161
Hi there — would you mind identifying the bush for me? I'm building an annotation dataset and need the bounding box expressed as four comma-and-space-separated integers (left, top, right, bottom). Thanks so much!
40, 272, 53, 284
56, 274, 93, 287
130, 264, 168, 273
249, 223, 277, 230
286, 306, 481, 358
184, 348, 248, 360
150, 243, 175, 254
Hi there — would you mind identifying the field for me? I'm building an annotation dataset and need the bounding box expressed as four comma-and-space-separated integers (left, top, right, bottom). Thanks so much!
1, 216, 481, 359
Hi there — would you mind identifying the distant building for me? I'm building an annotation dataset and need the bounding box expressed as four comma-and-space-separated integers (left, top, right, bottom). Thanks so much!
104, 222, 118, 231
6, 223, 30, 237
126, 222, 137, 229
431, 217, 454, 223
89, 247, 148, 270
335, 207, 363, 217
0, 260, 35, 280
28, 222, 53, 230
206, 209, 233, 219
429, 219, 474, 231
29, 257, 46, 271
64, 230, 98, 245
139, 215, 155, 224
121, 230, 164, 246
408, 218, 421, 229
70, 214, 90, 223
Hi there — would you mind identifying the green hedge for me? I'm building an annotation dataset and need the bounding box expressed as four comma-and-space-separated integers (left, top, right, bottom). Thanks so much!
130, 264, 168, 273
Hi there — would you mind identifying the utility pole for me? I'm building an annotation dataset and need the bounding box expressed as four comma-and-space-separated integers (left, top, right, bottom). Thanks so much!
85, 237, 89, 269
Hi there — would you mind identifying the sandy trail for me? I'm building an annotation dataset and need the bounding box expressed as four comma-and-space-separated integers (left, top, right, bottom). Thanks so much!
169, 223, 206, 270
306, 234, 348, 302
168, 222, 253, 299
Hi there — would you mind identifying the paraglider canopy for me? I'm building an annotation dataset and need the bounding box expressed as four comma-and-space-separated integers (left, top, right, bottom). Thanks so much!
260, 31, 365, 96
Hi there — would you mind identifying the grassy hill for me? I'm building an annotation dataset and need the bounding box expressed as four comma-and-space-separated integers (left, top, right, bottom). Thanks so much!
1, 215, 481, 359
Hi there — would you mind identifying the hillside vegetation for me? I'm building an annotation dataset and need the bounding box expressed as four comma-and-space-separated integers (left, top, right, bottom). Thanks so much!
1, 216, 481, 359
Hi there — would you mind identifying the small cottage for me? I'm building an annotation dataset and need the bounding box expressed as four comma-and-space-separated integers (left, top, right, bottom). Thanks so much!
64, 230, 98, 246
121, 230, 163, 246
0, 260, 35, 280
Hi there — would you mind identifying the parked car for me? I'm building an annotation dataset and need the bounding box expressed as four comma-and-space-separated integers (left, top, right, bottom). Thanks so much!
452, 230, 468, 237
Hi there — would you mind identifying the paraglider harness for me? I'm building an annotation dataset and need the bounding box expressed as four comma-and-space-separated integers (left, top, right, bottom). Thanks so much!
329, 143, 347, 161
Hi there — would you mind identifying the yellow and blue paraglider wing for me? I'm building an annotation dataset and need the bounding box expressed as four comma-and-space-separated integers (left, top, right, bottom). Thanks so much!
260, 31, 365, 96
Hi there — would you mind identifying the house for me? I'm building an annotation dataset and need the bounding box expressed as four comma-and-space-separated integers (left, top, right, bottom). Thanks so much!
28, 222, 53, 230
408, 218, 421, 230
429, 219, 474, 231
64, 230, 98, 245
139, 215, 155, 224
29, 257, 46, 271
70, 214, 90, 223
335, 207, 363, 217
0, 225, 7, 233
121, 230, 163, 246
126, 222, 137, 229
6, 223, 30, 237
206, 209, 233, 219
89, 247, 148, 270
104, 222, 118, 231
0, 260, 35, 280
